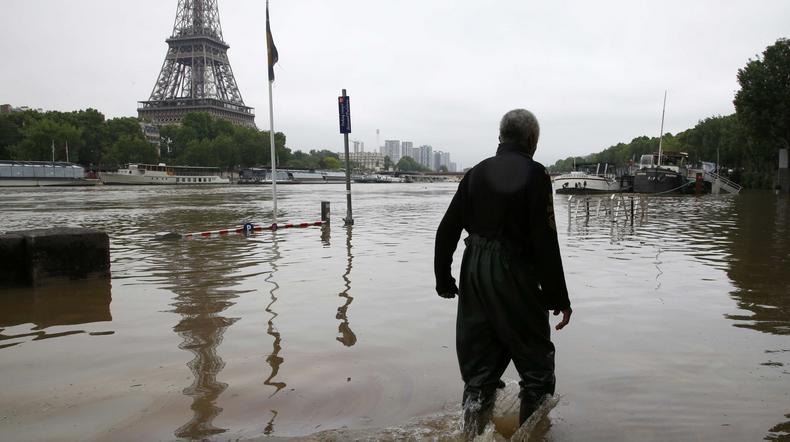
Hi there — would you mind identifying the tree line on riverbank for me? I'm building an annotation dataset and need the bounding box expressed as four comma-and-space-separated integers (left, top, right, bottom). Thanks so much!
0, 105, 435, 173
548, 38, 789, 189
0, 109, 342, 170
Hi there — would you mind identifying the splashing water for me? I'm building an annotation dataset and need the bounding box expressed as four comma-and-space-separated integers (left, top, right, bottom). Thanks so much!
307, 379, 559, 441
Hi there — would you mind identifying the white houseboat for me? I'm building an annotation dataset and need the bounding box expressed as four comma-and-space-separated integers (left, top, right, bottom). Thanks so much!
99, 164, 229, 185
553, 163, 621, 194
0, 161, 99, 187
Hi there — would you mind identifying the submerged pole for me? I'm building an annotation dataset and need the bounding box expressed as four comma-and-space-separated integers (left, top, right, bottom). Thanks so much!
321, 201, 331, 223
266, 0, 278, 222
339, 89, 354, 225
268, 79, 278, 223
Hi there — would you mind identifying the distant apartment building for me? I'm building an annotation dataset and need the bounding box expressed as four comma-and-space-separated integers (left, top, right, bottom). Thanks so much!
338, 151, 386, 171
139, 122, 162, 156
418, 145, 433, 170
352, 140, 365, 153
434, 150, 453, 171
400, 141, 416, 160
382, 140, 401, 163
0, 104, 12, 114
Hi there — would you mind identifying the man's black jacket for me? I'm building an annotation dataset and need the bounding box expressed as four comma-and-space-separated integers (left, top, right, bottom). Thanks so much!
433, 142, 571, 311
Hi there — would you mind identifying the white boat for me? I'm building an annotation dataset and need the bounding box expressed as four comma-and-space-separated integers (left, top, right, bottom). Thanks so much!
99, 163, 229, 185
0, 161, 100, 187
289, 170, 326, 183
553, 163, 621, 194
237, 168, 349, 184
354, 174, 403, 183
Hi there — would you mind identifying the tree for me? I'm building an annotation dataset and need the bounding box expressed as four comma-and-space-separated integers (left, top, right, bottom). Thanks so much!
13, 119, 82, 161
261, 131, 291, 167
396, 155, 427, 172
72, 108, 107, 166
104, 136, 158, 166
735, 38, 790, 151
676, 115, 745, 169
734, 38, 790, 188
383, 155, 392, 170
0, 115, 22, 159
322, 156, 341, 169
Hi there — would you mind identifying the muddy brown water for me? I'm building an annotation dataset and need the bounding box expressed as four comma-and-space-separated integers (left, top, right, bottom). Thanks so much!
0, 184, 788, 441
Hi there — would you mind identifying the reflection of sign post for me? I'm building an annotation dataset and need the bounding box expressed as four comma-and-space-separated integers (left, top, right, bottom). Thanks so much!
338, 95, 351, 134
339, 89, 354, 225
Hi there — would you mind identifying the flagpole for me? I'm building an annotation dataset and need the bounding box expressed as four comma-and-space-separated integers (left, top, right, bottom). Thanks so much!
267, 0, 278, 223
268, 79, 277, 223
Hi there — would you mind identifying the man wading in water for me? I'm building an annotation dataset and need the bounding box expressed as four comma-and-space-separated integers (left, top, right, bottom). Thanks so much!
434, 109, 572, 437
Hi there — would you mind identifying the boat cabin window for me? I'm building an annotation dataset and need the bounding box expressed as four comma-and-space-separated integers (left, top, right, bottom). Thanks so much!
639, 154, 654, 169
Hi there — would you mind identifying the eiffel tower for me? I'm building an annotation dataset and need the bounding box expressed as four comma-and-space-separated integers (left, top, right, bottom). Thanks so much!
138, 0, 255, 127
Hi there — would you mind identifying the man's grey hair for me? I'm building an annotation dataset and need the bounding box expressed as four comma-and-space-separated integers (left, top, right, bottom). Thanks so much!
499, 109, 540, 153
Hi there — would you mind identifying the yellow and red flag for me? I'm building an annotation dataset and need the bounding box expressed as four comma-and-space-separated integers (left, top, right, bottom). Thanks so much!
266, 2, 278, 82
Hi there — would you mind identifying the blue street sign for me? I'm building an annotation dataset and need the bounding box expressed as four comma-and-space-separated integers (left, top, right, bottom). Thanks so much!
338, 95, 351, 134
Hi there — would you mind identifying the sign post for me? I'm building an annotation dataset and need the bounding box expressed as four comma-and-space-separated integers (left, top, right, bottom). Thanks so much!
339, 89, 354, 225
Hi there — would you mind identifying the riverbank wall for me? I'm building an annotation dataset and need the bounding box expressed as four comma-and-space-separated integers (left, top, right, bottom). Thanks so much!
0, 228, 110, 287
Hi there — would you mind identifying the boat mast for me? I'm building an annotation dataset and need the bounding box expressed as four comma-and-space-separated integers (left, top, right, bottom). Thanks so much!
657, 90, 667, 167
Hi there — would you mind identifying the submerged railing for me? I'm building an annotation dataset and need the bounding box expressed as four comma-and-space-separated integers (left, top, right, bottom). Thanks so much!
703, 171, 743, 195
567, 194, 649, 227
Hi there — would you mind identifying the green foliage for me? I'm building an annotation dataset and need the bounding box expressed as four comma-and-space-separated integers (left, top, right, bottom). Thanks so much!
676, 115, 745, 167
0, 109, 298, 171
106, 117, 144, 143
396, 155, 429, 172
734, 38, 790, 150
104, 136, 158, 165
322, 156, 342, 170
0, 109, 147, 166
12, 118, 83, 162
287, 149, 340, 169
158, 112, 290, 169
733, 38, 790, 188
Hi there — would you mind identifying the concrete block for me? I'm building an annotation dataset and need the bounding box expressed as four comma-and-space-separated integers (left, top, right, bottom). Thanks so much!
780, 149, 789, 194
0, 228, 110, 287
0, 233, 27, 285
24, 228, 110, 284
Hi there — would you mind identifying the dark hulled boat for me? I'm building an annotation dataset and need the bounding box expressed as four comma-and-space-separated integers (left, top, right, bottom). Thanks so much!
632, 152, 690, 194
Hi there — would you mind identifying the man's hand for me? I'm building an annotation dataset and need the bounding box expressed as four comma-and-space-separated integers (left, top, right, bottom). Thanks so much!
553, 308, 572, 330
438, 281, 459, 299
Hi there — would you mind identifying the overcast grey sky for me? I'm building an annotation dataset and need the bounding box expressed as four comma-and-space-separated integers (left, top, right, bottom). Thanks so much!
1, 0, 788, 168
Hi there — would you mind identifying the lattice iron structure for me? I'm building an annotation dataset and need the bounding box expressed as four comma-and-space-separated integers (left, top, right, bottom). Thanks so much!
138, 0, 255, 127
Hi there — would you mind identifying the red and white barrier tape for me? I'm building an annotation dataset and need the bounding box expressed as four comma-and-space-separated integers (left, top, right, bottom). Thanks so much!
156, 221, 325, 240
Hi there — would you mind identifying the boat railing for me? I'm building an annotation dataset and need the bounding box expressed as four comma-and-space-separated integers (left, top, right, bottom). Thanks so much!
566, 193, 649, 227
703, 171, 742, 194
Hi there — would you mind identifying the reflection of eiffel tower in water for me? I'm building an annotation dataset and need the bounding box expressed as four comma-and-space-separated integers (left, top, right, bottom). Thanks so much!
138, 0, 255, 127
264, 236, 286, 396
336, 226, 357, 346
172, 288, 239, 439
163, 241, 241, 440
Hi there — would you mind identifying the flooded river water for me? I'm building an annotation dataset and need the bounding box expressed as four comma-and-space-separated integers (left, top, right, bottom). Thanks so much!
1, 184, 788, 441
